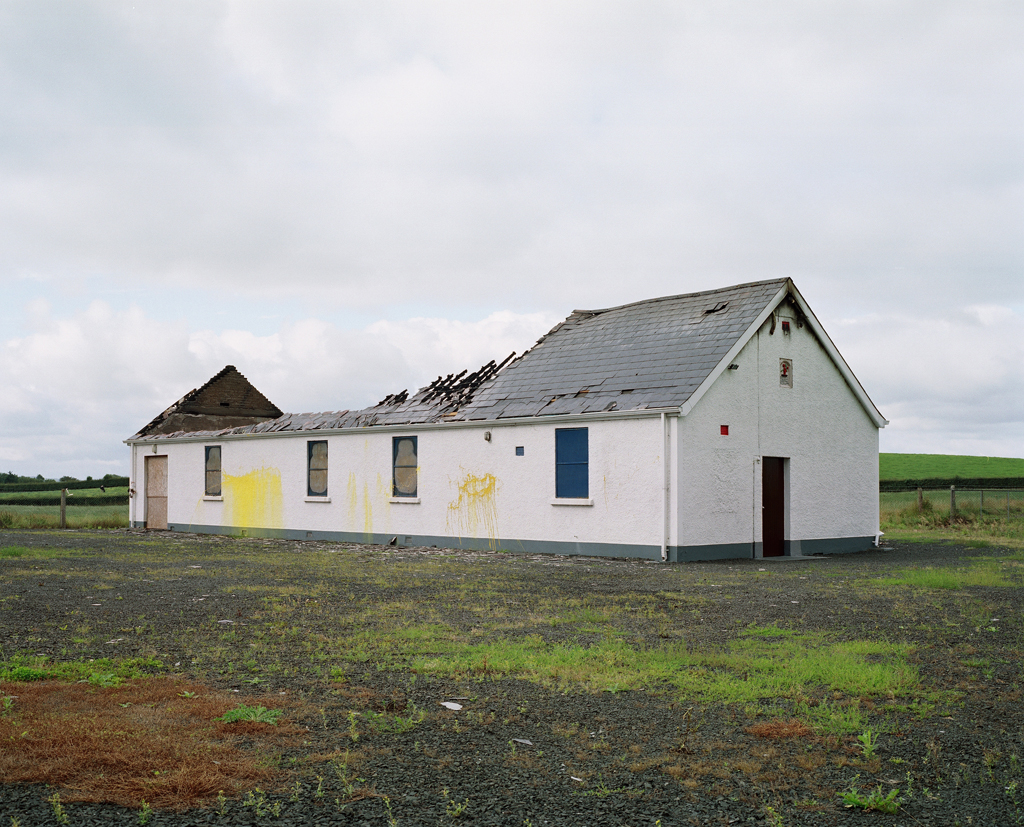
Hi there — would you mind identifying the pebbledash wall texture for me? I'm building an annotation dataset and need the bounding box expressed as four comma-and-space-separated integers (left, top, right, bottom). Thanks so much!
127, 279, 886, 562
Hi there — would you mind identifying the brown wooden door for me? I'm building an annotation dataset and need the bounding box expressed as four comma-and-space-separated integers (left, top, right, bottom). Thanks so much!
145, 455, 168, 530
762, 457, 785, 557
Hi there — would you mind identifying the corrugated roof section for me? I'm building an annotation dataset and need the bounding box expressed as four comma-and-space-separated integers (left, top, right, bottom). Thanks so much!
132, 278, 789, 440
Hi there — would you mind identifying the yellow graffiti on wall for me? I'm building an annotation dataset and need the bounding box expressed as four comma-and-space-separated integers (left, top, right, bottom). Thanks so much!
446, 471, 500, 549
363, 481, 373, 542
347, 472, 358, 529
223, 467, 283, 530
376, 472, 395, 531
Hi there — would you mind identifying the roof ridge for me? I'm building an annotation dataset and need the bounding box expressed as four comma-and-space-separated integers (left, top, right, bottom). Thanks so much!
180, 364, 237, 404
572, 277, 790, 317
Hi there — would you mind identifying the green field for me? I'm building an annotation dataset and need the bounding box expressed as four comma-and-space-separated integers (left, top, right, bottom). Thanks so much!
0, 486, 129, 502
0, 504, 127, 529
880, 453, 1024, 480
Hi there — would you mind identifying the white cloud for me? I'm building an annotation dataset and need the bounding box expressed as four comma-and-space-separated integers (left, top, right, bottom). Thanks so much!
0, 301, 558, 478
0, 2, 1019, 313
0, 2, 1020, 471
832, 304, 1024, 457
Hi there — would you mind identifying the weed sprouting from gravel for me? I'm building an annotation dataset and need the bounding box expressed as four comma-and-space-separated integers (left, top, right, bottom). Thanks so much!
441, 787, 469, 820
47, 791, 69, 825
220, 704, 282, 725
839, 776, 903, 813
383, 794, 398, 826
241, 787, 281, 818
365, 702, 426, 734
857, 728, 880, 759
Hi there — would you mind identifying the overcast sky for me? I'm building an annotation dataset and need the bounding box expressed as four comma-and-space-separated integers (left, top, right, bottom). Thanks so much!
1, 1, 1021, 479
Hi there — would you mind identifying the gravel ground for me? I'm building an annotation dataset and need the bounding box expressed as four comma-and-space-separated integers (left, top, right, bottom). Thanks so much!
2, 529, 1023, 826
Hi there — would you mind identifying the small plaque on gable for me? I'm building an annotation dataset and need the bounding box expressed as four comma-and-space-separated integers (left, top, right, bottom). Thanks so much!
779, 359, 793, 388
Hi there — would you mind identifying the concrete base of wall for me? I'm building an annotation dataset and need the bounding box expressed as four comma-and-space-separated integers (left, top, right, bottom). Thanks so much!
134, 521, 877, 564
668, 543, 752, 563
799, 535, 876, 556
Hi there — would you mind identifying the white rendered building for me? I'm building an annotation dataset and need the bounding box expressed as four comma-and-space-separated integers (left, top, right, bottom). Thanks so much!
127, 279, 886, 562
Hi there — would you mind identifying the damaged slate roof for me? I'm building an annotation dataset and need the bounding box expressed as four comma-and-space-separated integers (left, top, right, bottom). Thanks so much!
457, 278, 789, 419
131, 278, 792, 440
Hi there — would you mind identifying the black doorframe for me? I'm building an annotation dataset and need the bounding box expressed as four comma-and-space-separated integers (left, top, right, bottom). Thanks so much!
762, 457, 785, 557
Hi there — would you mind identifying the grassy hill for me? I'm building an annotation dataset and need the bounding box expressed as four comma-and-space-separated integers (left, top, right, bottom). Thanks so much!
880, 453, 1024, 481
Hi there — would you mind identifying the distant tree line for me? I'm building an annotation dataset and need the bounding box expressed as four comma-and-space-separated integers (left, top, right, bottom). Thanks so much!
0, 473, 130, 493
0, 472, 126, 485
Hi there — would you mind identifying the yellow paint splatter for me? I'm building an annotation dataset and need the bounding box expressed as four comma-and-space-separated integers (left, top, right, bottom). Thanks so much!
363, 481, 373, 542
223, 467, 283, 530
447, 471, 500, 549
376, 473, 393, 533
347, 472, 358, 529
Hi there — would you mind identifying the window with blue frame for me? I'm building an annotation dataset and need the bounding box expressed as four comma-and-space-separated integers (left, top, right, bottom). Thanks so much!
555, 428, 588, 498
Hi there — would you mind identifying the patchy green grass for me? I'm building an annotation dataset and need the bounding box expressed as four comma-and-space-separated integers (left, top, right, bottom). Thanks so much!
344, 624, 921, 711
0, 544, 94, 560
882, 522, 1024, 550
220, 704, 283, 725
879, 561, 1019, 590
0, 655, 164, 683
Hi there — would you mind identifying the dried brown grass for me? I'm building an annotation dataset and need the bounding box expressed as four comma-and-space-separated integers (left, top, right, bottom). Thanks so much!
0, 677, 305, 810
795, 750, 827, 770
745, 718, 813, 740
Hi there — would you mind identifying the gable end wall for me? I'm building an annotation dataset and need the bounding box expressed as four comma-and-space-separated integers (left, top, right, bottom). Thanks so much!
675, 311, 878, 556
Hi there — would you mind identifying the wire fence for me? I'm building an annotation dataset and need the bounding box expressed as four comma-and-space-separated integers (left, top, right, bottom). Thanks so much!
881, 488, 1024, 520
0, 486, 130, 529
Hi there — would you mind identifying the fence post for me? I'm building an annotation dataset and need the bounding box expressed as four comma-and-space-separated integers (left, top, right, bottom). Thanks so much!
917, 487, 923, 513
60, 488, 67, 529
981, 489, 984, 516
950, 485, 956, 518
1010, 491, 1013, 520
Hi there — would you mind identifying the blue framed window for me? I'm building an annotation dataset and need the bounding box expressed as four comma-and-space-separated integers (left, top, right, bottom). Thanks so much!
393, 436, 418, 497
555, 428, 588, 498
307, 440, 328, 497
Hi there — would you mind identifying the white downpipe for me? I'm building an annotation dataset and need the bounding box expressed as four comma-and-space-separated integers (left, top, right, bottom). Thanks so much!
130, 443, 136, 527
661, 412, 669, 562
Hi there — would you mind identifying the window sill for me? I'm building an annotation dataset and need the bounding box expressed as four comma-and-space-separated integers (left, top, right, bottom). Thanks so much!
389, 497, 421, 504
202, 495, 223, 502
305, 496, 331, 503
550, 498, 594, 506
